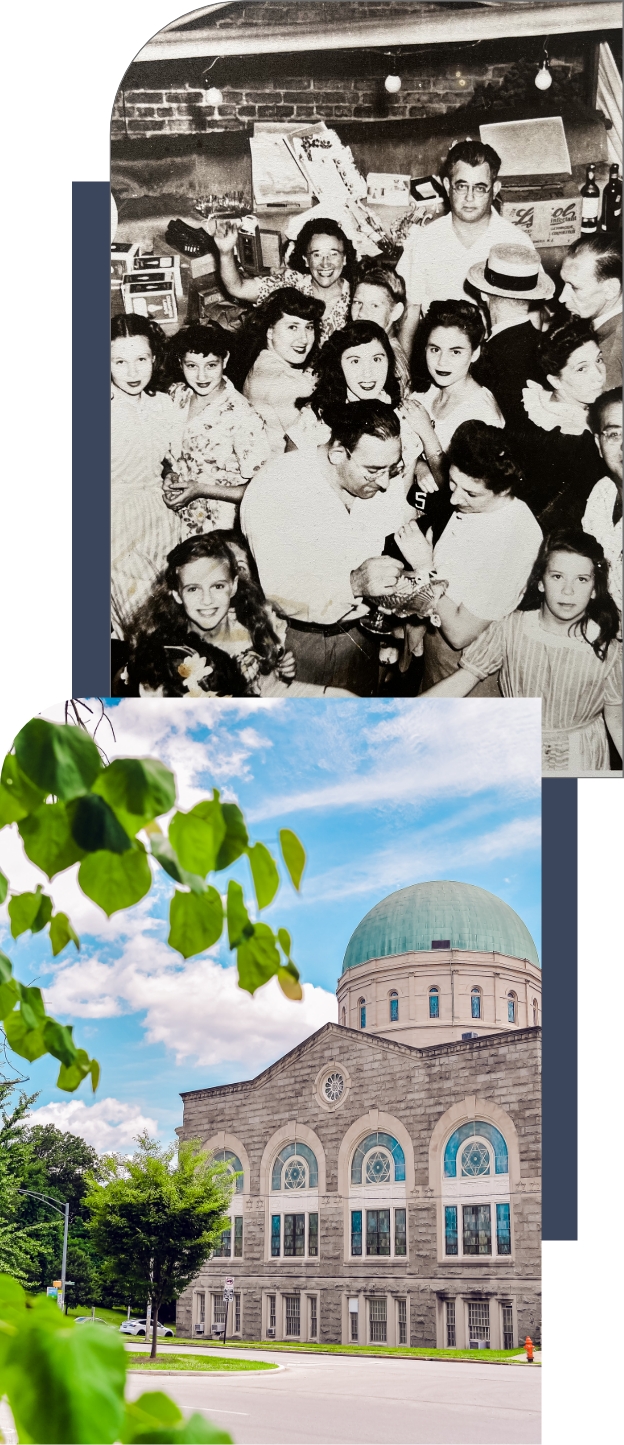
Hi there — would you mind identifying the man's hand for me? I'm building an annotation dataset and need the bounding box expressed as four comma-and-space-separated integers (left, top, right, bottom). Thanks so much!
351, 556, 406, 598
394, 519, 434, 569
277, 650, 297, 680
203, 216, 240, 253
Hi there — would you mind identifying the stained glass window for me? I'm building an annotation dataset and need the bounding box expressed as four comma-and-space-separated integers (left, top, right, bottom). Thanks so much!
395, 1208, 407, 1256
213, 1149, 244, 1193
443, 1122, 508, 1177
234, 1216, 243, 1257
271, 1142, 318, 1191
366, 1209, 390, 1256
284, 1213, 305, 1257
365, 1150, 391, 1184
429, 989, 439, 1019
359, 1000, 366, 1029
496, 1203, 511, 1255
323, 1072, 344, 1103
271, 1215, 281, 1257
463, 1203, 492, 1256
508, 993, 516, 1023
471, 989, 481, 1019
308, 1213, 318, 1257
351, 1210, 363, 1256
351, 1133, 405, 1184
445, 1206, 458, 1256
213, 1224, 231, 1258
461, 1141, 491, 1177
390, 993, 399, 1022
284, 1158, 307, 1191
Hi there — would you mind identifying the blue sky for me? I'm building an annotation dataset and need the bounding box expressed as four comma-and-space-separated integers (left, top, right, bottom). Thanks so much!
0, 697, 541, 1151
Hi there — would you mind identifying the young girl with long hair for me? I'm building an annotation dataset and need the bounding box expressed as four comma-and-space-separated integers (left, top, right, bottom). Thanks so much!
111, 314, 179, 636
236, 287, 323, 449
422, 529, 622, 774
161, 321, 270, 537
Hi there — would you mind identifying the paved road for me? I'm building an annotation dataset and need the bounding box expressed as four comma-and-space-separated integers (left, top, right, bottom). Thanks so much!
126, 1346, 541, 1444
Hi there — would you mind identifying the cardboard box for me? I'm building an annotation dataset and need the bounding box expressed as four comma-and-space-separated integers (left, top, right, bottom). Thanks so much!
499, 192, 581, 248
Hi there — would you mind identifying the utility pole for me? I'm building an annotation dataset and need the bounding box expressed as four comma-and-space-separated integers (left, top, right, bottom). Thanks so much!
19, 1191, 70, 1310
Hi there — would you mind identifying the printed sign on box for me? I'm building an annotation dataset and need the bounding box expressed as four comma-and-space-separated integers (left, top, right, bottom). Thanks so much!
500, 196, 581, 248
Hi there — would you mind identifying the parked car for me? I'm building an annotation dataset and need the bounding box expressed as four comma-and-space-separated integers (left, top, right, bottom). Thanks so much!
74, 1316, 114, 1327
119, 1318, 174, 1337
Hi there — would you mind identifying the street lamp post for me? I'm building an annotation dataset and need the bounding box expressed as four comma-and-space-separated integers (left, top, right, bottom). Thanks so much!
19, 1191, 70, 1310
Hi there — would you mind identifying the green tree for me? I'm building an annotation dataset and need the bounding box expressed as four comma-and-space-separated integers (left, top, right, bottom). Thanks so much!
86, 1134, 232, 1359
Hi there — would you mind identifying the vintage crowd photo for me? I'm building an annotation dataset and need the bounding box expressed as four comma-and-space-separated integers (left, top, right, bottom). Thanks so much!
109, 1, 622, 776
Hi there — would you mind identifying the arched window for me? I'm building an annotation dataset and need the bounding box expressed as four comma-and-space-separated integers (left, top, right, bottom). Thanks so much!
213, 1148, 244, 1193
470, 988, 481, 1020
358, 998, 366, 1029
271, 1142, 318, 1192
442, 1122, 511, 1262
429, 987, 439, 1019
507, 992, 517, 1024
389, 991, 399, 1023
341, 1006, 346, 1027
443, 1122, 508, 1178
351, 1132, 406, 1184
532, 998, 539, 1027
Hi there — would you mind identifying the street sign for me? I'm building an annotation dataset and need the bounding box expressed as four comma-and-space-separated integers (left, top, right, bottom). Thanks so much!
223, 1276, 235, 1303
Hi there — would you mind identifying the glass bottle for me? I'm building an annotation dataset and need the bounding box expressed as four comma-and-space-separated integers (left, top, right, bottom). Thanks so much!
580, 164, 600, 235
600, 163, 622, 232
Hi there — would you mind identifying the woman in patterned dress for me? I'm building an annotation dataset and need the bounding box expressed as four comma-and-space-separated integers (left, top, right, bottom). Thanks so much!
207, 215, 356, 343
421, 530, 622, 775
162, 322, 271, 537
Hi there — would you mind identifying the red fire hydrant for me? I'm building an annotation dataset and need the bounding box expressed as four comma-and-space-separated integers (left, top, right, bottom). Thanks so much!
525, 1336, 534, 1362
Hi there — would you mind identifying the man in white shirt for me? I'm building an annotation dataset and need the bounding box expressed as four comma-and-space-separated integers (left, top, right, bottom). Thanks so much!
240, 403, 412, 693
397, 139, 528, 361
559, 233, 622, 389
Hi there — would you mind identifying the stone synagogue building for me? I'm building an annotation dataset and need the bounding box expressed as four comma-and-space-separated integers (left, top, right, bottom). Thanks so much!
176, 881, 541, 1351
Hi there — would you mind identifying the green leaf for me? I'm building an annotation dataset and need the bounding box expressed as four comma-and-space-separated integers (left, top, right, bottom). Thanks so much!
127, 1414, 232, 1444
215, 802, 249, 870
0, 868, 7, 904
14, 718, 103, 801
17, 984, 46, 1031
78, 844, 152, 916
147, 826, 206, 895
92, 757, 176, 836
0, 976, 20, 1019
246, 841, 280, 909
277, 964, 303, 1001
0, 752, 47, 826
0, 950, 13, 984
169, 800, 225, 878
236, 922, 281, 995
168, 888, 223, 959
8, 886, 52, 938
277, 927, 292, 957
42, 1017, 78, 1068
226, 880, 254, 949
18, 800, 86, 878
49, 911, 80, 956
56, 1045, 99, 1093
3, 1009, 47, 1062
122, 1391, 183, 1442
69, 793, 133, 854
279, 828, 306, 891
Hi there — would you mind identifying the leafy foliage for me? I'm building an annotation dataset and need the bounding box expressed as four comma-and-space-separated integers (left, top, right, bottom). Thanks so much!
0, 718, 306, 1092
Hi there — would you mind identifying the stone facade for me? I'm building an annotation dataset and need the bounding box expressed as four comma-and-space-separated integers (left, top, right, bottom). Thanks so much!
176, 1022, 541, 1350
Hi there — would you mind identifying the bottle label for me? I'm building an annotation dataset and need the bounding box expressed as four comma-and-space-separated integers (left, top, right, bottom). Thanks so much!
582, 198, 600, 219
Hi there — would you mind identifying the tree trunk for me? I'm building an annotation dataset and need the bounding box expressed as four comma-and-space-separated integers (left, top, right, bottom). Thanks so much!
151, 1301, 159, 1358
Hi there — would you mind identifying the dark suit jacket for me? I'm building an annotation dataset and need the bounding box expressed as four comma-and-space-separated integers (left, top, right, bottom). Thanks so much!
472, 320, 543, 427
594, 310, 622, 390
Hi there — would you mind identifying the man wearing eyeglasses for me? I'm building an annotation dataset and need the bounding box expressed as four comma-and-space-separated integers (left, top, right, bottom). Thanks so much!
583, 387, 623, 614
240, 402, 415, 693
397, 140, 527, 362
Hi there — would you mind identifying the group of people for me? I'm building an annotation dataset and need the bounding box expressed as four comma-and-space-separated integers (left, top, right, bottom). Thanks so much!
111, 138, 622, 772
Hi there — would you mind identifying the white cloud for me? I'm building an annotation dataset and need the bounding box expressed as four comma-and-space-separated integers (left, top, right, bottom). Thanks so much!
25, 1097, 158, 1153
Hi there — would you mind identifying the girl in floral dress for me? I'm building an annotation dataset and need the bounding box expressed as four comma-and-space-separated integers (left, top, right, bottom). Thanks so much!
162, 322, 271, 537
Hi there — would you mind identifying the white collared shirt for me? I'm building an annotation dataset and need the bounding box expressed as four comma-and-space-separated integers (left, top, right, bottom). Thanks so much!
396, 210, 527, 312
433, 498, 542, 621
592, 299, 622, 331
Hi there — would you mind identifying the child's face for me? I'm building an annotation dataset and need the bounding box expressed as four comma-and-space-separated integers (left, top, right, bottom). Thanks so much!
426, 326, 476, 387
111, 335, 154, 396
539, 551, 595, 625
173, 557, 237, 632
267, 312, 316, 366
351, 283, 398, 333
182, 351, 228, 398
341, 339, 389, 400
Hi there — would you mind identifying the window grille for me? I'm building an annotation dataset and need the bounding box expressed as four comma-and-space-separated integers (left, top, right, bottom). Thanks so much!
508, 993, 516, 1023
502, 1304, 514, 1350
284, 1213, 305, 1257
390, 993, 399, 1022
350, 1310, 359, 1341
445, 1205, 458, 1256
446, 1299, 456, 1348
471, 989, 481, 1019
351, 1209, 363, 1256
308, 1213, 318, 1257
359, 1000, 366, 1029
212, 1294, 226, 1325
268, 1295, 276, 1331
429, 989, 439, 1019
463, 1204, 492, 1256
309, 1296, 317, 1338
496, 1203, 511, 1255
234, 1217, 243, 1257
366, 1209, 391, 1256
369, 1297, 387, 1343
234, 1293, 241, 1333
285, 1296, 300, 1336
213, 1224, 231, 1258
395, 1208, 407, 1257
398, 1299, 407, 1345
468, 1300, 490, 1341
271, 1215, 281, 1257
196, 1292, 205, 1325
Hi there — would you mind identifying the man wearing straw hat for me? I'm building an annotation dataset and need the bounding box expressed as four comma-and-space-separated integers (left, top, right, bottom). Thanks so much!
468, 240, 555, 427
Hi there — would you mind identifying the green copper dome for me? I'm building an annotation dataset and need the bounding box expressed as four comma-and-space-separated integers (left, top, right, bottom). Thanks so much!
341, 881, 539, 972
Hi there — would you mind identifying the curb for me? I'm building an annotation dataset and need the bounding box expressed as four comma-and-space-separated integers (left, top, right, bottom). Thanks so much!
126, 1363, 284, 1377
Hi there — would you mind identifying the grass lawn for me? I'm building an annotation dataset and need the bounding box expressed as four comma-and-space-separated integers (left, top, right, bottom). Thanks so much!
127, 1354, 277, 1372
155, 1339, 534, 1364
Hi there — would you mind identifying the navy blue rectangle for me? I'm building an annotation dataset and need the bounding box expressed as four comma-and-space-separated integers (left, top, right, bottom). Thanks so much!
72, 182, 111, 697
541, 778, 577, 1240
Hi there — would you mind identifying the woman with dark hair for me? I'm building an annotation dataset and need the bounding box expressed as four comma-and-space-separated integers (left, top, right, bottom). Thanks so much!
161, 321, 270, 538
394, 420, 542, 690
121, 531, 351, 698
413, 299, 504, 452
236, 287, 323, 450
111, 314, 179, 636
510, 316, 607, 528
207, 214, 355, 342
422, 530, 622, 775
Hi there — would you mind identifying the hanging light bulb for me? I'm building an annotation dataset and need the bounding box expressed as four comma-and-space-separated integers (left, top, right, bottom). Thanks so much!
205, 86, 224, 107
535, 49, 552, 91
384, 71, 401, 94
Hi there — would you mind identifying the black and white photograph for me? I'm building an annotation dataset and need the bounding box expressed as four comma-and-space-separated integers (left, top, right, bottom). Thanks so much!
110, 1, 622, 776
